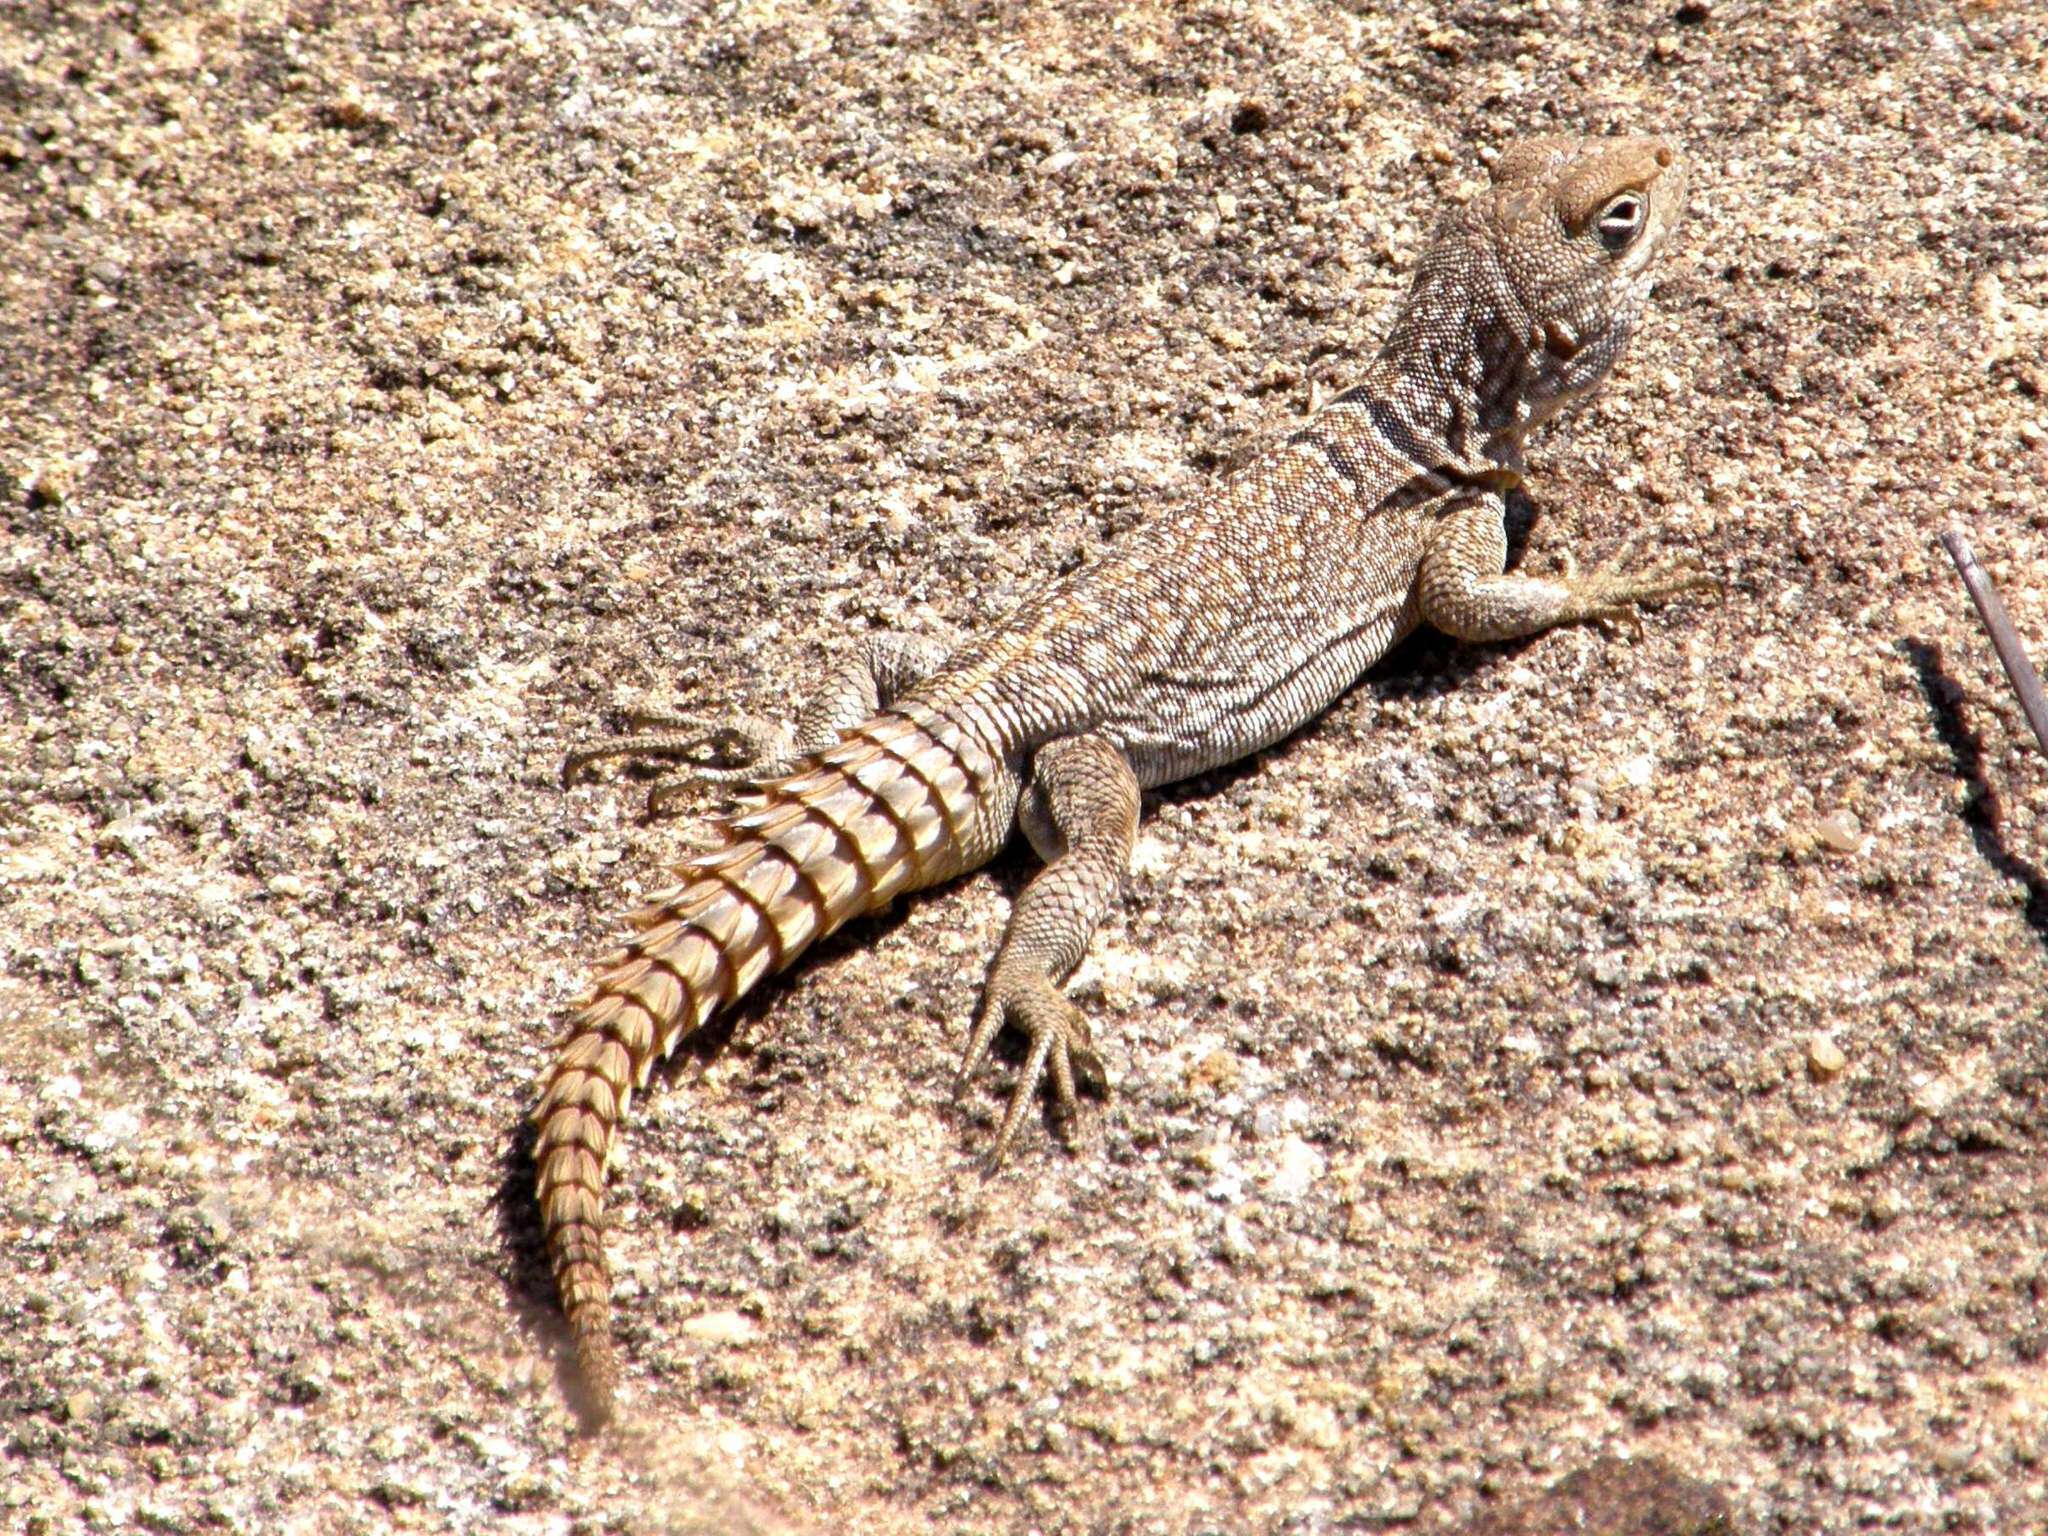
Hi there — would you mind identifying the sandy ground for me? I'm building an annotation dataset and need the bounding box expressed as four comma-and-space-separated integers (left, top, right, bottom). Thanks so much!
4, 1, 2046, 1532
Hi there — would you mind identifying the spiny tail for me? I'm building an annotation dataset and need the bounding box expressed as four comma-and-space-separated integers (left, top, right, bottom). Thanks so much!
533, 707, 994, 1424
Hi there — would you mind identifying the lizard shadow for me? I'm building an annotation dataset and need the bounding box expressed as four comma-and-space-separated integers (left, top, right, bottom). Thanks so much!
1901, 638, 2048, 952
494, 1121, 592, 1423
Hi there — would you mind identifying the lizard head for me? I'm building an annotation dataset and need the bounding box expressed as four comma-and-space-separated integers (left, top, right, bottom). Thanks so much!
1483, 134, 1689, 433
1379, 134, 1687, 464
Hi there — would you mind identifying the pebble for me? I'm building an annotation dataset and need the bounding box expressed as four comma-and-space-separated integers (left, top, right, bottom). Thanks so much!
1807, 1033, 1848, 1079
1268, 1135, 1325, 1200
1219, 1213, 1255, 1262
681, 1309, 758, 1346
1815, 811, 1865, 856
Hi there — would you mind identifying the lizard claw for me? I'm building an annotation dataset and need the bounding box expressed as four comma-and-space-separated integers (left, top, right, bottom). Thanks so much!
1590, 605, 1647, 642
958, 975, 1107, 1168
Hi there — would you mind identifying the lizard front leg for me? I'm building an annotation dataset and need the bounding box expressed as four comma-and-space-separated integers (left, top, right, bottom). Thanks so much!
1417, 493, 1719, 642
959, 733, 1140, 1165
562, 632, 951, 813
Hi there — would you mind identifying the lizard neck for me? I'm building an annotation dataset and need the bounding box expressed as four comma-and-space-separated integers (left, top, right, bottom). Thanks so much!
1364, 311, 1543, 481
1349, 215, 1562, 482
1349, 360, 1532, 484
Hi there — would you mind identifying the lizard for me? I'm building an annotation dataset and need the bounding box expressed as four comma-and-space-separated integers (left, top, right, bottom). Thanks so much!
534, 133, 1716, 1425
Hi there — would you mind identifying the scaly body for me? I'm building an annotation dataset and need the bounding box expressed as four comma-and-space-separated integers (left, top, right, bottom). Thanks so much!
535, 135, 1715, 1423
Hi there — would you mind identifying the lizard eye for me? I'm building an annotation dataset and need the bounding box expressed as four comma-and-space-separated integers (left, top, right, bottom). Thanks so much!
1596, 193, 1647, 252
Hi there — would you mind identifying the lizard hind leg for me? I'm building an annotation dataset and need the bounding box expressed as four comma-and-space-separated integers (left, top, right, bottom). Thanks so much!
959, 733, 1140, 1165
561, 632, 952, 813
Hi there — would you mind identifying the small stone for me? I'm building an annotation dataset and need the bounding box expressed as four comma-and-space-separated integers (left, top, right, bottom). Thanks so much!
86, 1106, 142, 1155
1268, 1135, 1325, 1200
1219, 1213, 1255, 1262
96, 818, 152, 856
1808, 1033, 1847, 1079
1932, 1442, 1974, 1475
1814, 811, 1864, 856
1910, 1072, 1956, 1118
1187, 1049, 1240, 1094
1283, 1398, 1342, 1450
681, 1309, 758, 1346
23, 458, 77, 506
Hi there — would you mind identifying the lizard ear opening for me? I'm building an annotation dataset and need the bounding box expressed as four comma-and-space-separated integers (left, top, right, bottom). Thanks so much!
1595, 192, 1648, 252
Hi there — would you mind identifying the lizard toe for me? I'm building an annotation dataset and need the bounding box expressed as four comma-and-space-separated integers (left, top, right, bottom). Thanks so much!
566, 714, 803, 812
1566, 555, 1720, 634
970, 976, 1106, 1166
955, 997, 1008, 1100
564, 712, 794, 782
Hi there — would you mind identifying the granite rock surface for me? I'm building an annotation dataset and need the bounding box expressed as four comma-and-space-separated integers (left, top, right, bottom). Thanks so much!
4, 2, 2045, 1532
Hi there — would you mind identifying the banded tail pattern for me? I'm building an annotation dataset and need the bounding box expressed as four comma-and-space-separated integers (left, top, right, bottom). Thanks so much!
534, 706, 1001, 1424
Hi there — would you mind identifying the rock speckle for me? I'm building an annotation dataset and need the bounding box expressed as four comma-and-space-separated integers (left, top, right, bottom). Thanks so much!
3, 2, 2044, 1533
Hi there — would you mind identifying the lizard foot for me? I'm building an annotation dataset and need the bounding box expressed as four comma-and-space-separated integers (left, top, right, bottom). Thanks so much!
957, 975, 1109, 1168
561, 713, 798, 810
1565, 551, 1723, 636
